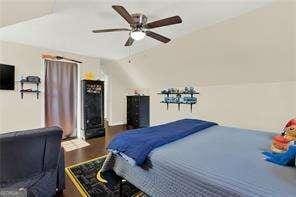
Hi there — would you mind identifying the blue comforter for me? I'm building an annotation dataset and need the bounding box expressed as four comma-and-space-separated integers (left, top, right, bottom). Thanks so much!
108, 119, 217, 165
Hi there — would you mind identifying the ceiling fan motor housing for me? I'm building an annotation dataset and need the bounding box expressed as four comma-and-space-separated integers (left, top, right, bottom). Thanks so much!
131, 14, 147, 29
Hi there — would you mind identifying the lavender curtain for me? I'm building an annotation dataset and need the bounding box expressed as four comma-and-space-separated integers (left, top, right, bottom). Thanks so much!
45, 60, 78, 139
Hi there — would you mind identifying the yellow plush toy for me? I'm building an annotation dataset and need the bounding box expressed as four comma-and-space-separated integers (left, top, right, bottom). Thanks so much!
263, 118, 296, 166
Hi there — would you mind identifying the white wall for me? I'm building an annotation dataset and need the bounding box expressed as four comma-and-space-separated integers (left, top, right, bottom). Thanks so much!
101, 59, 137, 126
150, 82, 296, 131
102, 1, 296, 131
0, 41, 103, 133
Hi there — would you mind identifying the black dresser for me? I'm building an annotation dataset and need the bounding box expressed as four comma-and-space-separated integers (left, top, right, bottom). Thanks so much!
127, 95, 150, 129
81, 80, 105, 139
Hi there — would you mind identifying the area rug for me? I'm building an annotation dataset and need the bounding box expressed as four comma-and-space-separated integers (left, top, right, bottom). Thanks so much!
62, 138, 90, 152
65, 156, 147, 197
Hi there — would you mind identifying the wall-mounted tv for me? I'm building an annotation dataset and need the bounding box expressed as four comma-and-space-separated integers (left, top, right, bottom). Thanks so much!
0, 64, 15, 90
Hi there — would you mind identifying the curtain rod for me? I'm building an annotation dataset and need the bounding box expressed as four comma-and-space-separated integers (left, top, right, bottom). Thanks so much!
41, 54, 83, 64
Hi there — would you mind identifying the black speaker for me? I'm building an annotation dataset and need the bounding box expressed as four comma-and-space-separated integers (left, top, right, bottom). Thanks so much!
81, 80, 105, 139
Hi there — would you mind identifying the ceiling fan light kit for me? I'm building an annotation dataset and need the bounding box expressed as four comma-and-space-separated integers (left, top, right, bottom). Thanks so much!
92, 5, 182, 46
130, 30, 145, 41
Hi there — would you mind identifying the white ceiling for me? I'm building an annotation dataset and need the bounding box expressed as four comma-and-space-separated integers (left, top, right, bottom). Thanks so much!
0, 0, 55, 27
0, 0, 273, 60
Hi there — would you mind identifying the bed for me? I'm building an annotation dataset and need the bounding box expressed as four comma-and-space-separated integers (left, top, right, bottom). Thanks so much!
101, 121, 296, 197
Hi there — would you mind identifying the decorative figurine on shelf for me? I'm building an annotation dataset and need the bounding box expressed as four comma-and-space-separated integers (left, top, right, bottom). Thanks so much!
161, 89, 168, 94
134, 89, 141, 95
182, 96, 197, 104
262, 118, 296, 166
26, 76, 41, 83
83, 72, 95, 80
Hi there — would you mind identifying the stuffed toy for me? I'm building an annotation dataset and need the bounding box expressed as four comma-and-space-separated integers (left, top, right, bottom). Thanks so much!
283, 118, 296, 140
270, 135, 291, 153
263, 143, 296, 166
270, 118, 296, 153
263, 118, 296, 166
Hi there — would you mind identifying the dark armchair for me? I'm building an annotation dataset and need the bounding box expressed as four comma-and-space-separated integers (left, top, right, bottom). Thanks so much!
0, 127, 65, 197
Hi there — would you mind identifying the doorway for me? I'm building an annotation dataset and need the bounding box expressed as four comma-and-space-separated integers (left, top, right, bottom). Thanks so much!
44, 60, 78, 139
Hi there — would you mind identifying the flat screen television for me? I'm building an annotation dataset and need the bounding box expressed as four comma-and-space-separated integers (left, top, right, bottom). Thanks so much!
0, 64, 15, 90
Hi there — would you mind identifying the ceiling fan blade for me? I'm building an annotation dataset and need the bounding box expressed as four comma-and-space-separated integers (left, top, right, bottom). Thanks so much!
92, 28, 130, 33
146, 31, 171, 43
146, 16, 182, 29
112, 5, 135, 25
125, 37, 134, 46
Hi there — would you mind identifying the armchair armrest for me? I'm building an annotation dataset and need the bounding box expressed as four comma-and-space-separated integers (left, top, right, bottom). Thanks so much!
57, 147, 65, 192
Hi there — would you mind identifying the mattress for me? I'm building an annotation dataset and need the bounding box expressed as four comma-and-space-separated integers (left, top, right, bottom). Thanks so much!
110, 125, 296, 197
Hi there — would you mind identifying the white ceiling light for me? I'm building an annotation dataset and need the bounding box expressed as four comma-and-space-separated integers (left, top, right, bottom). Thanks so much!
130, 30, 145, 41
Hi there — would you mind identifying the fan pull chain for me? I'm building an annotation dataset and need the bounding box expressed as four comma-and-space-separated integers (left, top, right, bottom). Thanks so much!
128, 46, 132, 63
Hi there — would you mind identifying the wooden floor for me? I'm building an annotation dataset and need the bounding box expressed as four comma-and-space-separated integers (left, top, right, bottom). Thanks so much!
61, 124, 126, 197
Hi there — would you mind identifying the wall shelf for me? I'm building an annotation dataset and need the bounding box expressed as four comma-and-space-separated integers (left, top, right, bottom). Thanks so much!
158, 88, 199, 112
19, 78, 41, 99
157, 93, 199, 95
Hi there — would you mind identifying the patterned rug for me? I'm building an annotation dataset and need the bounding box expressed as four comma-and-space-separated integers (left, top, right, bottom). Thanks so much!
65, 156, 147, 197
62, 138, 90, 152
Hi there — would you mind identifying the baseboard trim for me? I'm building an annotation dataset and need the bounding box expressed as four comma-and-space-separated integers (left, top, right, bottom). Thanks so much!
108, 121, 126, 126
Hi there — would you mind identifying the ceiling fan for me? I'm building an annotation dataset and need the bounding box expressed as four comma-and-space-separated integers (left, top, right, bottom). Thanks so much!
92, 5, 182, 46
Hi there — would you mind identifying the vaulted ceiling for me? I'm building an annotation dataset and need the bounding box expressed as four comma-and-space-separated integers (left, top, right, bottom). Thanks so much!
0, 0, 273, 59
0, 0, 55, 27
